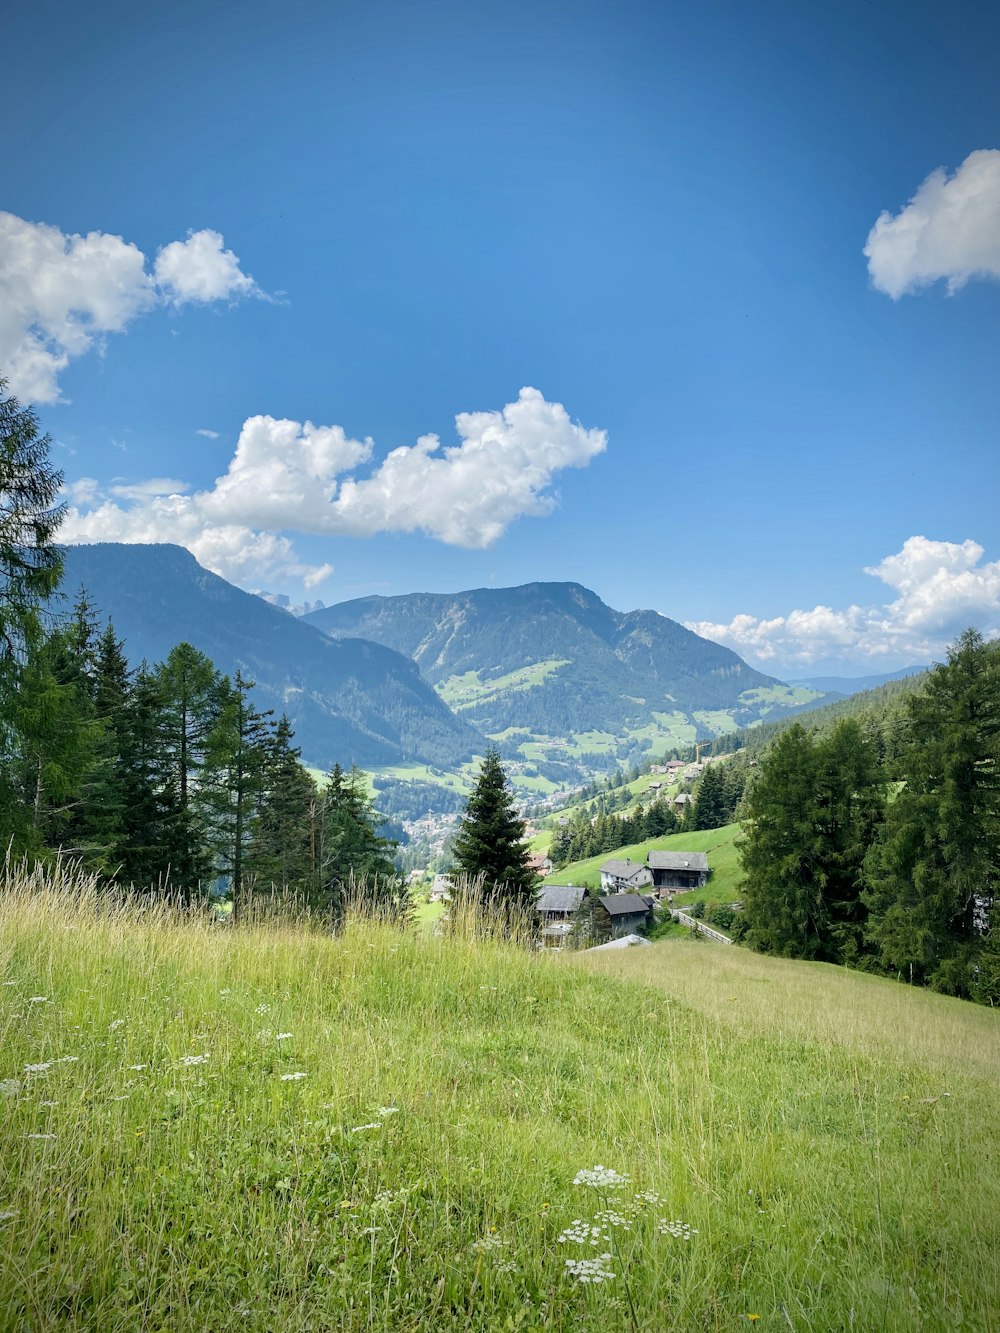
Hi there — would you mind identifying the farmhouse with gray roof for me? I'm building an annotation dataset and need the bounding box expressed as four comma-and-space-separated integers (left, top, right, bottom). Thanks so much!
536, 884, 589, 948
597, 893, 654, 939
647, 850, 709, 895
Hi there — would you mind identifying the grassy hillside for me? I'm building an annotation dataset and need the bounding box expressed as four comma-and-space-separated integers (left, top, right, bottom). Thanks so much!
547, 823, 743, 901
1, 871, 998, 1329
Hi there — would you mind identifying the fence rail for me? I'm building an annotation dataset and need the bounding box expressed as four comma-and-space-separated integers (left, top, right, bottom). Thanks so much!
670, 909, 732, 944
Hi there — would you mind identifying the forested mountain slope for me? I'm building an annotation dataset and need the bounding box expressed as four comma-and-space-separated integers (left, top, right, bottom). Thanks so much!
61, 544, 483, 770
304, 583, 827, 760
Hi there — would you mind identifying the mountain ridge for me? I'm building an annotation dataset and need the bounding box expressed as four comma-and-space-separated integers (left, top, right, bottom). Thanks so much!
60, 544, 482, 771
303, 582, 826, 772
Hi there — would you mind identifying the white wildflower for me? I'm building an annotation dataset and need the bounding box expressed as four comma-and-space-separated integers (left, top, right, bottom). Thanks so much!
376, 1106, 399, 1116
38, 1100, 58, 1107
279, 1072, 307, 1081
108, 1019, 126, 1031
558, 1219, 608, 1246
26, 1133, 56, 1140
594, 1208, 632, 1230
1, 1079, 22, 1096
564, 1253, 615, 1284
276, 1032, 293, 1041
219, 988, 231, 996
128, 1064, 148, 1071
24, 1063, 52, 1074
2, 980, 15, 986
178, 1053, 210, 1067
348, 1121, 381, 1132
656, 1218, 698, 1239
634, 1190, 661, 1206
573, 1165, 630, 1190
255, 1003, 270, 1015
0, 1209, 16, 1221
28, 997, 49, 1004
53, 1056, 78, 1064
470, 1233, 505, 1252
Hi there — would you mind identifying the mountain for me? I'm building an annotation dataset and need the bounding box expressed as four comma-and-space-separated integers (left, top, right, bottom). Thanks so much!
788, 665, 930, 696
61, 544, 482, 770
303, 583, 828, 776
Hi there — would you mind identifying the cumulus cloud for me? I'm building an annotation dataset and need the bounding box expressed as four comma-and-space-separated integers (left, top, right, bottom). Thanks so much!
108, 477, 190, 501
153, 230, 261, 306
0, 212, 262, 403
865, 150, 1000, 298
60, 387, 606, 588
688, 537, 1000, 669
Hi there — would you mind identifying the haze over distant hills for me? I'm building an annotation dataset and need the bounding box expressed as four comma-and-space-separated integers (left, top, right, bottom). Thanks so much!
304, 583, 831, 779
61, 544, 480, 771
788, 666, 931, 696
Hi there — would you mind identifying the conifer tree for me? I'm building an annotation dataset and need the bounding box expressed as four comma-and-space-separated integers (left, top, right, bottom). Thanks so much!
153, 643, 225, 901
692, 763, 727, 830
452, 748, 538, 903
738, 720, 885, 962
249, 715, 319, 898
202, 670, 275, 920
863, 630, 1000, 999
319, 763, 400, 919
0, 381, 65, 671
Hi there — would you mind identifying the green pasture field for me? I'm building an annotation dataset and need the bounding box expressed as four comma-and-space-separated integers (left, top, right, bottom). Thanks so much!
1, 868, 996, 1330
546, 823, 743, 900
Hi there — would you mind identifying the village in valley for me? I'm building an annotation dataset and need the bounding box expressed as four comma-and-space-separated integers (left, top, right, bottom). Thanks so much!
421, 750, 739, 950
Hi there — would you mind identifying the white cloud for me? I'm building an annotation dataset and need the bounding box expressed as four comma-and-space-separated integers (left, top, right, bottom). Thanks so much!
60, 387, 606, 589
108, 477, 190, 501
153, 230, 260, 306
196, 428, 220, 439
687, 537, 1000, 669
0, 212, 261, 403
865, 150, 1000, 298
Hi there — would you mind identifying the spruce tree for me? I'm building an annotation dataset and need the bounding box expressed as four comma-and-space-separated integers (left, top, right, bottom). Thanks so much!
452, 748, 538, 903
692, 763, 727, 830
153, 643, 225, 901
863, 630, 1000, 1000
249, 715, 319, 898
738, 721, 885, 962
201, 670, 275, 920
319, 763, 400, 919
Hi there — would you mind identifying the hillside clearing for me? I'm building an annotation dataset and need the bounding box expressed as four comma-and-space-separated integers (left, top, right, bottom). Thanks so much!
548, 823, 743, 902
1, 873, 997, 1330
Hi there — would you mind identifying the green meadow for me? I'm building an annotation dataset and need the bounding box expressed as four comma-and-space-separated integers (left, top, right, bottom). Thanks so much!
1, 866, 998, 1331
546, 823, 743, 902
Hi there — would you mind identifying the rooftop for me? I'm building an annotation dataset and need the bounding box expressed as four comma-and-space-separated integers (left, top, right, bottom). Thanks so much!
647, 851, 709, 871
599, 893, 653, 916
536, 885, 588, 913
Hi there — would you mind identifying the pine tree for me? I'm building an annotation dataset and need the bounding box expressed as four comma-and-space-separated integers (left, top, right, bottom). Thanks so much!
116, 666, 180, 891
0, 383, 66, 857
863, 630, 1000, 999
249, 716, 320, 899
692, 763, 727, 830
201, 670, 275, 920
318, 764, 401, 922
738, 721, 885, 962
0, 382, 65, 671
452, 748, 538, 903
153, 643, 225, 901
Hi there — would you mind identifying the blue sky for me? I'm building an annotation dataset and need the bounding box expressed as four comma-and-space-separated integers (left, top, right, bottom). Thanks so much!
2, 0, 998, 674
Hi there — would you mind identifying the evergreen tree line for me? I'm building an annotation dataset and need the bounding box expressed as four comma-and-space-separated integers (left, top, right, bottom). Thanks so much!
0, 383, 404, 921
737, 630, 999, 1005
547, 760, 748, 869
1, 596, 404, 918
